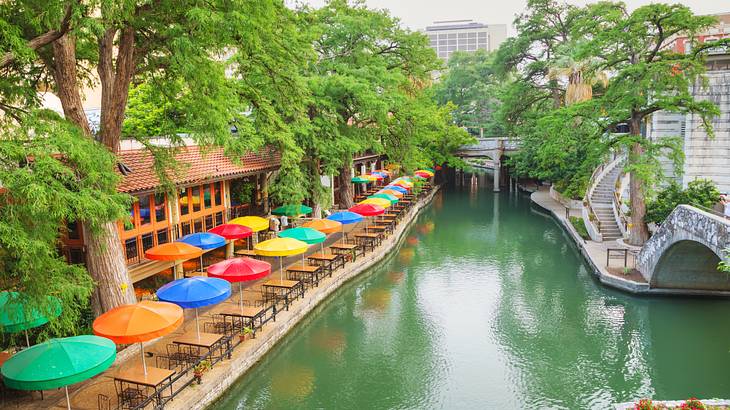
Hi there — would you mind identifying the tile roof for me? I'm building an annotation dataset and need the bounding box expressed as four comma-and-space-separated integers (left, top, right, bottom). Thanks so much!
116, 145, 280, 193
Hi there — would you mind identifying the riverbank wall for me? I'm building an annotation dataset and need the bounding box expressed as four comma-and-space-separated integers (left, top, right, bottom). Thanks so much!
529, 186, 730, 297
167, 186, 441, 410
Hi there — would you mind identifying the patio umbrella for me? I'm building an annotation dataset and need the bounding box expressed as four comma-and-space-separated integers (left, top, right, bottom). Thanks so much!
367, 173, 384, 181
209, 223, 254, 258
0, 292, 62, 347
145, 242, 202, 261
377, 189, 404, 198
415, 170, 433, 178
279, 227, 327, 258
229, 216, 269, 232
302, 218, 342, 234
350, 176, 371, 184
370, 193, 399, 204
359, 197, 391, 209
178, 232, 226, 273
384, 185, 408, 194
207, 258, 271, 312
156, 277, 231, 339
349, 204, 385, 234
391, 180, 413, 189
93, 301, 183, 375
1, 335, 116, 410
272, 204, 313, 217
254, 238, 308, 281
327, 211, 364, 243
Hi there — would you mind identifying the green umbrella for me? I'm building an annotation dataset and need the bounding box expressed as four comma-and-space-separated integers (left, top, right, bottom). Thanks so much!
370, 193, 399, 204
272, 204, 313, 217
350, 176, 371, 184
1, 335, 116, 409
0, 292, 62, 346
279, 227, 327, 259
425, 167, 435, 173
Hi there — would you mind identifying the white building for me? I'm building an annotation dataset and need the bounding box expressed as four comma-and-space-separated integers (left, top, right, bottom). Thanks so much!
424, 20, 507, 61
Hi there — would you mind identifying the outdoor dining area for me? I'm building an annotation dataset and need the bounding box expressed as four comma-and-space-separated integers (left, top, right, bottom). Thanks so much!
0, 168, 436, 410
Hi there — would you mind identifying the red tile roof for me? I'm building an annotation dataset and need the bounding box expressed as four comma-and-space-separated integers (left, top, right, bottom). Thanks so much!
116, 146, 280, 193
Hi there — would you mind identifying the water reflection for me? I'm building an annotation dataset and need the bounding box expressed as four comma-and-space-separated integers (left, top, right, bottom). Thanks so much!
212, 183, 730, 410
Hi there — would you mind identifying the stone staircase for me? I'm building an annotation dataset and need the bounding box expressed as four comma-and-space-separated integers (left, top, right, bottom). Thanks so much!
590, 166, 623, 241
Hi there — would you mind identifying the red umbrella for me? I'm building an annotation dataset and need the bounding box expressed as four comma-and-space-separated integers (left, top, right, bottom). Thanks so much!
349, 204, 385, 217
207, 257, 271, 311
209, 224, 253, 239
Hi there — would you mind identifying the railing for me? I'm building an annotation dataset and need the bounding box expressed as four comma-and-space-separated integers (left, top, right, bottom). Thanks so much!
613, 172, 630, 235
583, 150, 624, 241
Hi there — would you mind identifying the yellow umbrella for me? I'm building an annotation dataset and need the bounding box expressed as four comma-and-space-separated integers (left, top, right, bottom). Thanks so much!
229, 216, 269, 232
254, 237, 309, 281
359, 197, 391, 209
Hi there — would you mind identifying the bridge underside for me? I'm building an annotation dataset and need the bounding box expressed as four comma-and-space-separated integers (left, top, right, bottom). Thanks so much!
651, 240, 728, 291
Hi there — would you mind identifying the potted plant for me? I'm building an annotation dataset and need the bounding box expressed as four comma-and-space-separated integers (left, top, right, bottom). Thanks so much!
193, 360, 212, 384
239, 326, 254, 342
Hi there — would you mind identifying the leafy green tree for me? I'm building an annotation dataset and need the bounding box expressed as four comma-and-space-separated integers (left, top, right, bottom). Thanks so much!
0, 0, 310, 315
573, 2, 720, 245
434, 50, 501, 135
645, 180, 721, 224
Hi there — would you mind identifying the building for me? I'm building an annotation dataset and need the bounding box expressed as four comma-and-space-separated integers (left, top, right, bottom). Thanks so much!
60, 139, 386, 295
424, 20, 507, 61
649, 13, 730, 194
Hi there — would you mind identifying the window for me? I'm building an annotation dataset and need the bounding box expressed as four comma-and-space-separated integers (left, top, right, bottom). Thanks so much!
139, 195, 152, 226
125, 206, 135, 231
215, 212, 223, 226
204, 185, 212, 209
215, 182, 222, 207
193, 218, 203, 233
125, 238, 138, 262
181, 221, 192, 236
468, 32, 476, 38
458, 33, 467, 39
157, 229, 169, 246
154, 193, 166, 222
448, 33, 456, 39
67, 221, 81, 240
205, 215, 214, 231
141, 232, 155, 254
191, 186, 201, 212
179, 188, 190, 216
478, 32, 487, 39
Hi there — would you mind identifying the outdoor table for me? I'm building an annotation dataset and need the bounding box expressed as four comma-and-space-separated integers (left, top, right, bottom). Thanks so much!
114, 366, 175, 407
368, 224, 391, 236
172, 331, 228, 361
234, 249, 260, 259
219, 306, 267, 337
354, 232, 380, 252
262, 279, 304, 310
307, 253, 343, 277
286, 264, 322, 288
330, 243, 361, 262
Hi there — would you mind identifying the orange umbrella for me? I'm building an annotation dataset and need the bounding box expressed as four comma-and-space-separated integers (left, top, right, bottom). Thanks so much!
93, 301, 183, 374
377, 189, 404, 198
144, 242, 202, 261
302, 219, 342, 234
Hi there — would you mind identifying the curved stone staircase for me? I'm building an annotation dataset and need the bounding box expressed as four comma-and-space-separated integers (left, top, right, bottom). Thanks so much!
588, 165, 624, 241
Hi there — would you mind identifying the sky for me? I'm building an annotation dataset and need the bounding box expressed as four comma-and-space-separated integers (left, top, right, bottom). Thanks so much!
296, 0, 729, 34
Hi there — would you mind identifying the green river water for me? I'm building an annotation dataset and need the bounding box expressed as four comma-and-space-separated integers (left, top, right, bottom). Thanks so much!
212, 181, 730, 409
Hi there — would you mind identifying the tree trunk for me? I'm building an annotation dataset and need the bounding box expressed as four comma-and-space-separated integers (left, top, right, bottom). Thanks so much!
628, 117, 650, 246
52, 33, 137, 315
338, 160, 355, 209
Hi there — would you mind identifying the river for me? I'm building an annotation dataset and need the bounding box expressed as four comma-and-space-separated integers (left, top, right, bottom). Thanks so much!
212, 178, 730, 409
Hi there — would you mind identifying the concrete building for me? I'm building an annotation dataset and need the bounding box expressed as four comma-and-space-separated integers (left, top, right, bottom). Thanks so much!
649, 13, 730, 194
424, 20, 507, 61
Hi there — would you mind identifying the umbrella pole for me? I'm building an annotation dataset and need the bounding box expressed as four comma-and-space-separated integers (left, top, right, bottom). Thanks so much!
24, 330, 29, 347
195, 308, 201, 340
65, 386, 71, 410
239, 282, 244, 314
140, 342, 148, 375
279, 257, 283, 282
200, 255, 204, 273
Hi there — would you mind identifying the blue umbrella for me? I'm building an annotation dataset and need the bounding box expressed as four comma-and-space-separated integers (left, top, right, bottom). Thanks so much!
327, 211, 364, 225
177, 232, 226, 250
327, 211, 365, 244
156, 277, 231, 337
177, 232, 226, 273
384, 185, 408, 194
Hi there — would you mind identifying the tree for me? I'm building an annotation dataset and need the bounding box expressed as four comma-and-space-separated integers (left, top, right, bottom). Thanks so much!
574, 3, 720, 245
0, 0, 310, 315
645, 179, 721, 224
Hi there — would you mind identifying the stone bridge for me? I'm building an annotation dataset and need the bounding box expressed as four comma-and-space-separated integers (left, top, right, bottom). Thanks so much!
637, 205, 730, 291
456, 138, 520, 192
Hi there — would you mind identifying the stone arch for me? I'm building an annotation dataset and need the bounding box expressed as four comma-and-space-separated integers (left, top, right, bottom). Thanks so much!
650, 240, 728, 291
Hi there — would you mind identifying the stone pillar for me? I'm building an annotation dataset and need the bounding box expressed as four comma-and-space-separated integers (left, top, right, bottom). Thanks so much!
168, 191, 183, 279
493, 158, 501, 192
261, 172, 270, 214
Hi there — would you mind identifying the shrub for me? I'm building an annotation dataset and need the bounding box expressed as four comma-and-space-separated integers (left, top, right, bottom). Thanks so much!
634, 398, 666, 410
645, 179, 720, 224
679, 398, 705, 410
569, 216, 590, 239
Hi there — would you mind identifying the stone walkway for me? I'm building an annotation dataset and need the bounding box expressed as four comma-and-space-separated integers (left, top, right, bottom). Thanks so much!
530, 186, 650, 293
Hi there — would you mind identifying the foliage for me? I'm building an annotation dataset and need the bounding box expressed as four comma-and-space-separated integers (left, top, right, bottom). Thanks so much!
569, 216, 589, 240
679, 398, 705, 410
230, 180, 256, 206
634, 398, 666, 410
0, 110, 129, 338
645, 180, 720, 224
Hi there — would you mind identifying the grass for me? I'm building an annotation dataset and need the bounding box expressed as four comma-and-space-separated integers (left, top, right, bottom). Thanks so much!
569, 216, 590, 240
